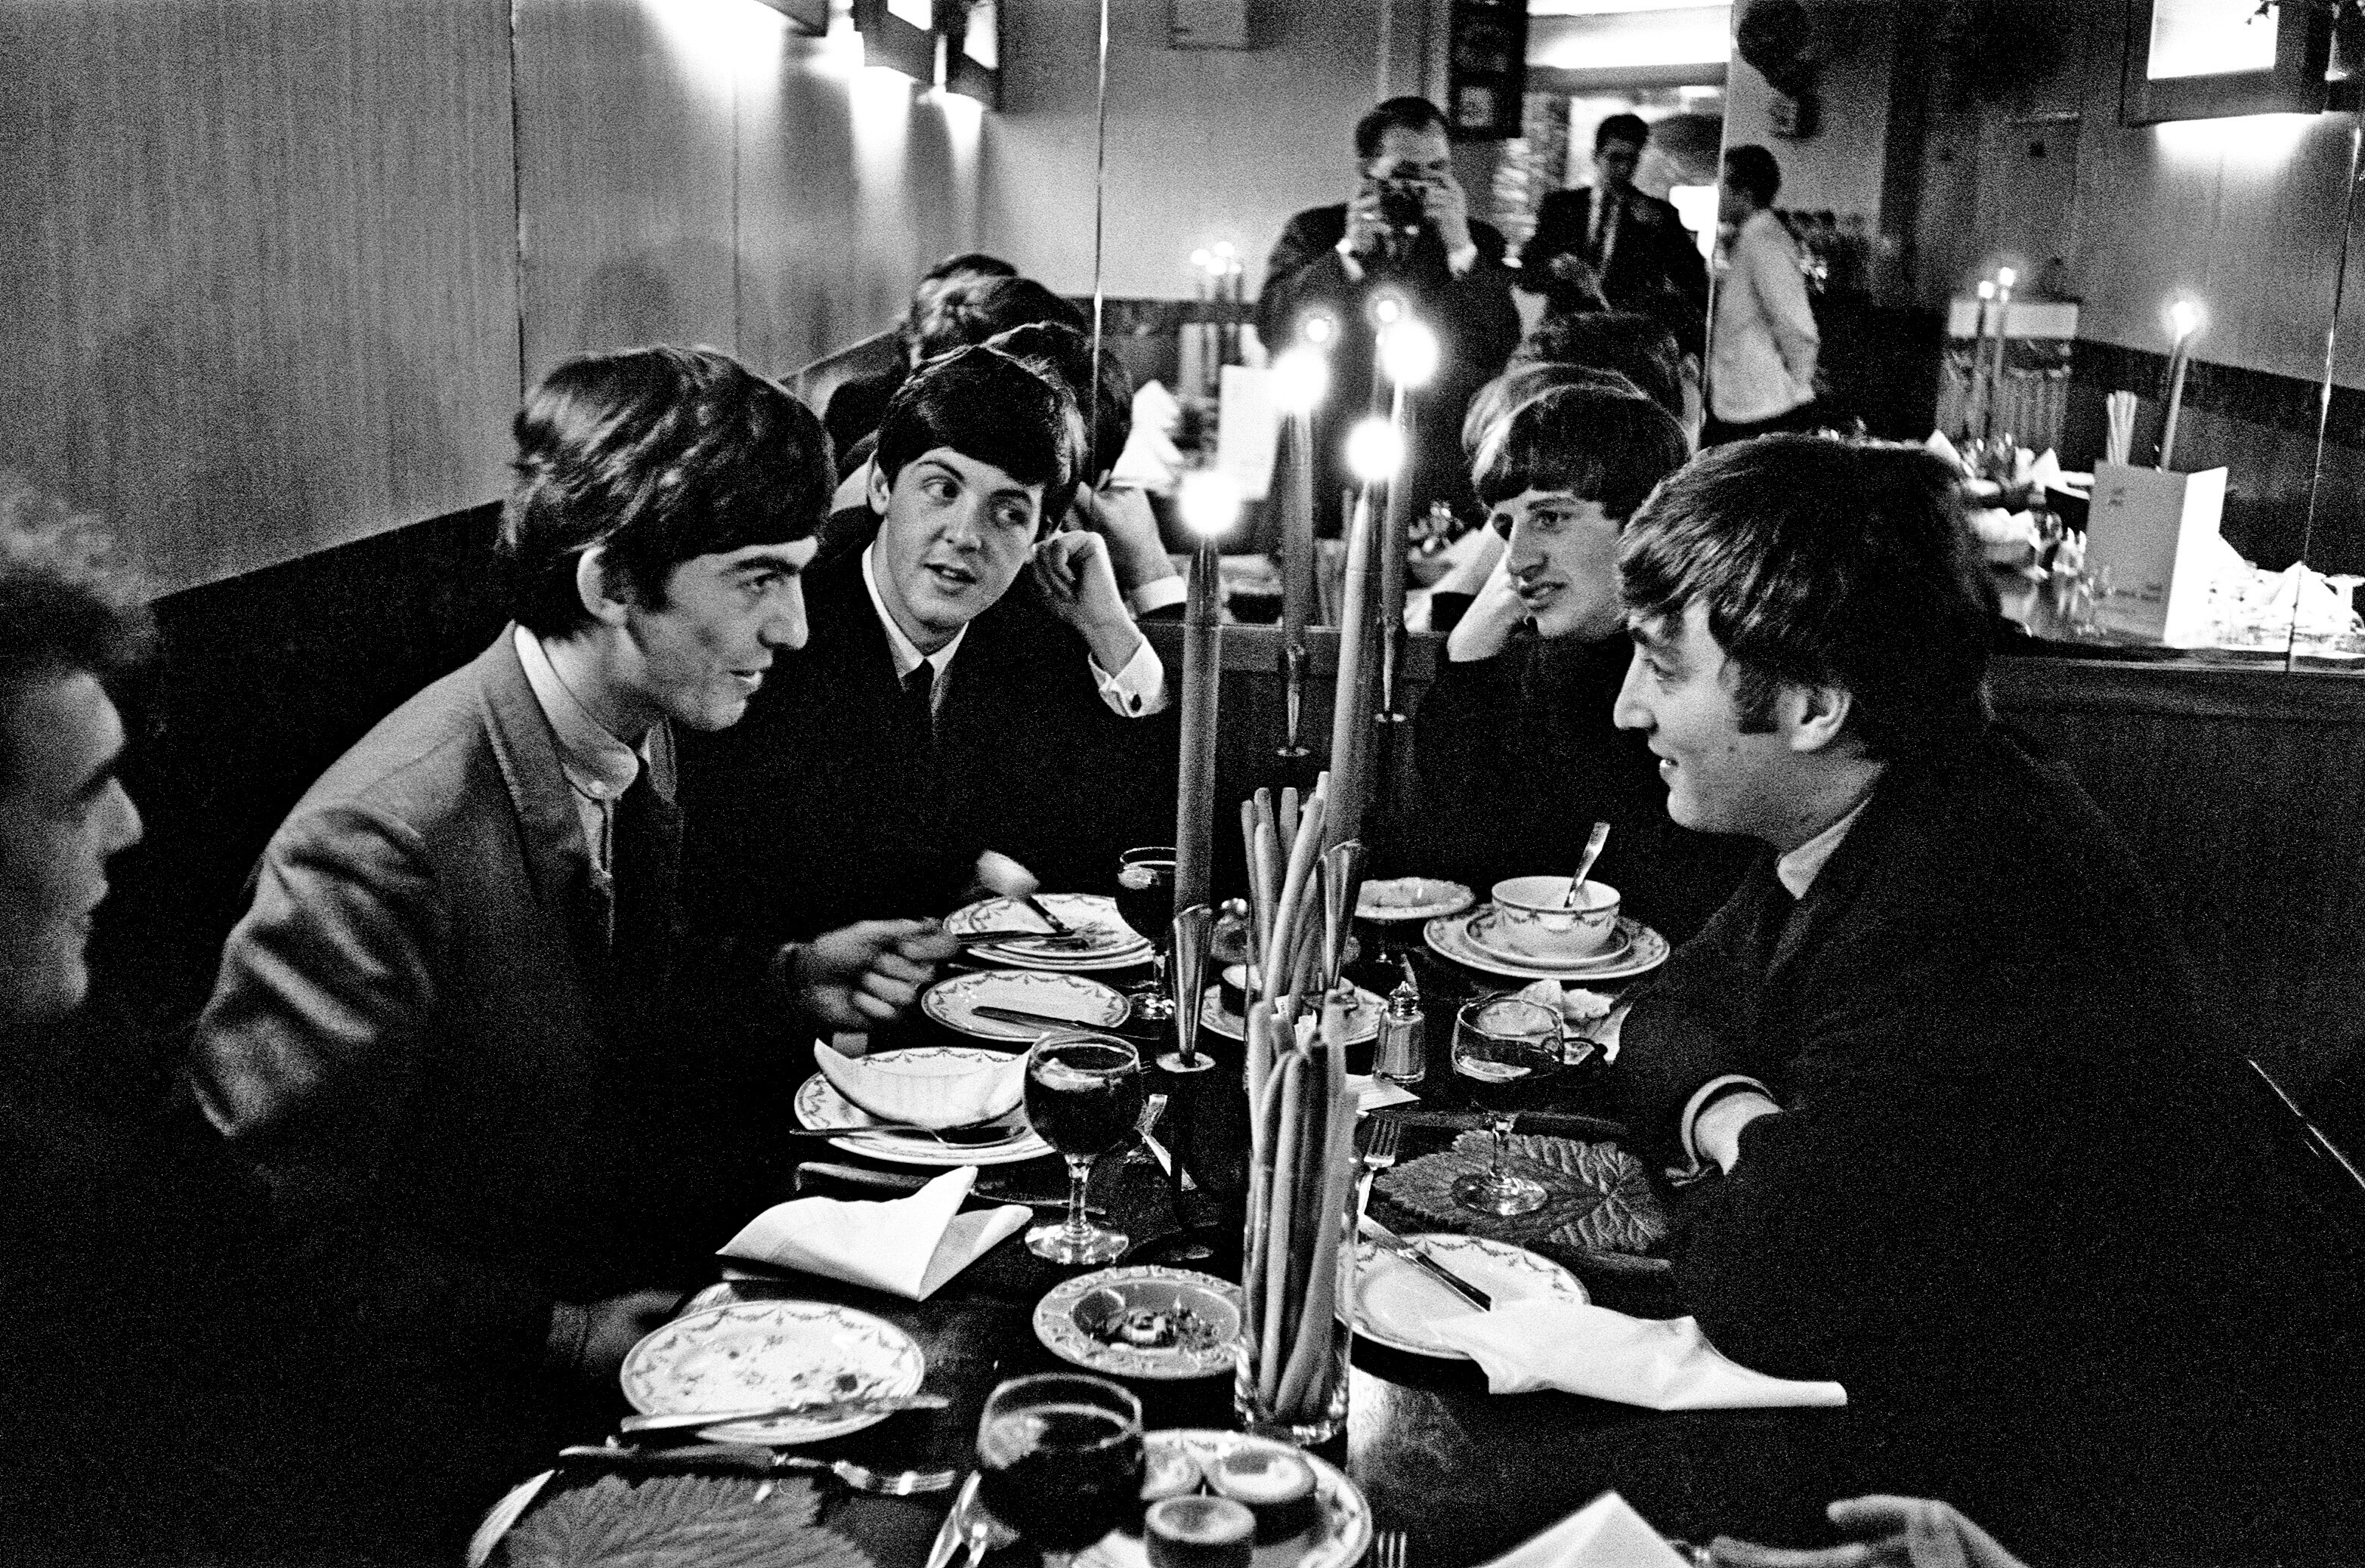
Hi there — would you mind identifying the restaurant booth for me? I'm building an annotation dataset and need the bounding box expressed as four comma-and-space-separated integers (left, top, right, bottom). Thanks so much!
8, 0, 2365, 1560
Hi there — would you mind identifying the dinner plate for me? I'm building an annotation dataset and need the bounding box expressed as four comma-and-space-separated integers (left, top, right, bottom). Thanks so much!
945, 893, 1151, 970
1032, 1266, 1244, 1381
1425, 908, 1668, 982
923, 969, 1131, 1042
1079, 1430, 1371, 1568
1461, 908, 1634, 971
793, 1056, 1054, 1166
1198, 982, 1385, 1046
1345, 1235, 1586, 1359
620, 1299, 926, 1445
1355, 876, 1476, 923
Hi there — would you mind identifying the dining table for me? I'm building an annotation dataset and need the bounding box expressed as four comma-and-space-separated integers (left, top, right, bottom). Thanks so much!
482, 918, 1854, 1568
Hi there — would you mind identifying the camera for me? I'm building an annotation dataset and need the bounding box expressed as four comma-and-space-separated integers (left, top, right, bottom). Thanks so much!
1374, 178, 1427, 234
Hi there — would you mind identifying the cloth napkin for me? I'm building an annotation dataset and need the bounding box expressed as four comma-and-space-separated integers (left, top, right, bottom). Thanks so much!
1474, 1491, 1693, 1568
717, 1167, 1029, 1300
1430, 1300, 1847, 1410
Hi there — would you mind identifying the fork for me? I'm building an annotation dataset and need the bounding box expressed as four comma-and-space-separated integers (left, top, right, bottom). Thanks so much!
1356, 1116, 1402, 1224
1371, 1526, 1409, 1568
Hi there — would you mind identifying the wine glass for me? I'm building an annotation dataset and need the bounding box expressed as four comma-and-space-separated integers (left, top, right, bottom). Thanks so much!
975, 1373, 1145, 1568
1022, 1031, 1145, 1264
1449, 994, 1563, 1217
1114, 845, 1179, 1022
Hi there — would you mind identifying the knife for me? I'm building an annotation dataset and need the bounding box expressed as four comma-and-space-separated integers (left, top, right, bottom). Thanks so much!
1018, 893, 1074, 936
558, 1443, 784, 1474
972, 1004, 1117, 1035
1360, 1217, 1493, 1312
795, 1162, 1102, 1214
928, 1473, 985, 1568
620, 1392, 951, 1433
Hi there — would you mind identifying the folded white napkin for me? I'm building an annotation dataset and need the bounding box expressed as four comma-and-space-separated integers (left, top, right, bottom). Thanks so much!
1431, 1300, 1847, 1410
1475, 1491, 1693, 1568
1350, 1074, 1418, 1112
717, 1167, 1030, 1300
1924, 429, 1967, 475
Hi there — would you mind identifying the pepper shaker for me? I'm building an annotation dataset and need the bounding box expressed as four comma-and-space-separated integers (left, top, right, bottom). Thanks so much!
1373, 956, 1427, 1085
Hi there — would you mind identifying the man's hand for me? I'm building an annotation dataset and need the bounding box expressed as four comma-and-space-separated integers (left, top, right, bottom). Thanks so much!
1030, 529, 1147, 675
1711, 1497, 2031, 1568
573, 1288, 686, 1382
1068, 485, 1176, 600
1446, 546, 1529, 663
784, 919, 961, 1029
1424, 169, 1476, 258
1340, 182, 1393, 261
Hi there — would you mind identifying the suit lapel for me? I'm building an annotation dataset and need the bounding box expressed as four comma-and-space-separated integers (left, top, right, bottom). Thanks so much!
475, 629, 608, 980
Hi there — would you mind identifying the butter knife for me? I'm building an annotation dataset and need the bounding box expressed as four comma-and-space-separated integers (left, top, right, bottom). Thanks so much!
972, 1003, 1114, 1035
928, 1473, 985, 1568
1360, 1217, 1492, 1311
619, 1392, 949, 1433
1019, 893, 1074, 936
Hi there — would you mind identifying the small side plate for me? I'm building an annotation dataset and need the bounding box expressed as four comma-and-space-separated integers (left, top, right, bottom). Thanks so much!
1034, 1266, 1244, 1381
1346, 1234, 1586, 1359
620, 1299, 926, 1444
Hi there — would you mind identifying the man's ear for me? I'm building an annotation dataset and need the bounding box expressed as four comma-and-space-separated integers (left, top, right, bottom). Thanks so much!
1786, 682, 1853, 755
867, 461, 893, 517
573, 546, 632, 628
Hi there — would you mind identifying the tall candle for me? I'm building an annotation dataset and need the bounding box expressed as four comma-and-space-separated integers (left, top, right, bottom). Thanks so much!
1373, 316, 1438, 707
1325, 435, 1387, 855
1984, 268, 2016, 444
1966, 280, 1996, 442
2159, 301, 2203, 472
1173, 473, 1238, 914
1272, 340, 1329, 771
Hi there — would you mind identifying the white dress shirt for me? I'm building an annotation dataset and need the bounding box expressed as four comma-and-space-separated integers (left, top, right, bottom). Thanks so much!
512, 624, 654, 881
859, 545, 1168, 718
1709, 209, 1819, 424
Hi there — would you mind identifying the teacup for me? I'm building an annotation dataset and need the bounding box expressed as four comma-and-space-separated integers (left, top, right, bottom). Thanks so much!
1218, 962, 1264, 1018
1489, 877, 1621, 961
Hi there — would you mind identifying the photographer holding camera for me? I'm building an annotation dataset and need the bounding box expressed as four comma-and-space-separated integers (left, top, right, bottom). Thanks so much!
1255, 97, 1520, 533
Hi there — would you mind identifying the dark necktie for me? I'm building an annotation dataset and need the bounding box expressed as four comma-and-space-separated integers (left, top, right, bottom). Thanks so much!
609, 771, 673, 988
1748, 874, 1798, 976
901, 661, 935, 748
1591, 193, 1621, 271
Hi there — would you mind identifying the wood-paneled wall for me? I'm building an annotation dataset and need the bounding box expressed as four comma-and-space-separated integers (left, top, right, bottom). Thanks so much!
2, 0, 988, 596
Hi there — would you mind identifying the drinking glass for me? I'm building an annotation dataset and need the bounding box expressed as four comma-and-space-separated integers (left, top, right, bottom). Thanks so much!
1023, 1031, 1146, 1264
975, 1373, 1146, 1568
1449, 995, 1563, 1217
1114, 845, 1179, 1022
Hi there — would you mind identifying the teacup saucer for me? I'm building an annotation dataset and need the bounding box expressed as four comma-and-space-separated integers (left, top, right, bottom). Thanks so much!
1464, 907, 1632, 970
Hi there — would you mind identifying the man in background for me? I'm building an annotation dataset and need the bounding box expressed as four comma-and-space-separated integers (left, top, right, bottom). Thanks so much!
1705, 144, 1819, 444
1256, 96, 1520, 528
823, 251, 1019, 459
1521, 113, 1708, 352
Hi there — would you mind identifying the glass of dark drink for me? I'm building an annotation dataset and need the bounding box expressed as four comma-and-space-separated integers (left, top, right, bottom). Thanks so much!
976, 1372, 1146, 1567
1448, 994, 1563, 1217
1115, 845, 1179, 1022
1023, 1031, 1145, 1264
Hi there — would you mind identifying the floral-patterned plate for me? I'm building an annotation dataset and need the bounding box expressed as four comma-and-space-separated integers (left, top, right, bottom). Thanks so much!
1345, 1234, 1587, 1360
945, 893, 1151, 970
1033, 1266, 1244, 1381
1424, 909, 1669, 983
1079, 1430, 1370, 1568
794, 1054, 1054, 1167
923, 969, 1132, 1043
620, 1300, 926, 1445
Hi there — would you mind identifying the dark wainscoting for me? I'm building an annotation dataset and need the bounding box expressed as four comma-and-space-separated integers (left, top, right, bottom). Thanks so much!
97, 503, 512, 1033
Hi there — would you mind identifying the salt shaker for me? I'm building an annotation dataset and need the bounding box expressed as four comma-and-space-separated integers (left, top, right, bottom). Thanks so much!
1373, 957, 1427, 1085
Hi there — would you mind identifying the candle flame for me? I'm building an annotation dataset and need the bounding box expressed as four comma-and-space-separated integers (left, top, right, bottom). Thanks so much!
1377, 319, 1439, 389
1346, 417, 1403, 484
1996, 267, 2017, 289
1976, 280, 1996, 300
1300, 312, 1337, 347
1179, 469, 1242, 538
1369, 292, 1406, 326
1272, 348, 1331, 414
2169, 298, 2205, 341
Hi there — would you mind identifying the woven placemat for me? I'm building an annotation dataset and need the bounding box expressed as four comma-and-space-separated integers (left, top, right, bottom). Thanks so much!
495, 1474, 876, 1568
1374, 1131, 1673, 1276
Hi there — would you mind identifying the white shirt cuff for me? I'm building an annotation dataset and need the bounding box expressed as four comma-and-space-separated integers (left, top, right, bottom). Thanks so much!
1125, 574, 1187, 617
1091, 633, 1170, 717
1334, 241, 1366, 283
1672, 1074, 1776, 1182
1447, 242, 1479, 276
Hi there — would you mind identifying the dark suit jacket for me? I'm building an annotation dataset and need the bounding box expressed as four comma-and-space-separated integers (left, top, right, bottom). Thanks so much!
1523, 185, 1708, 351
680, 524, 1179, 963
192, 633, 753, 1380
1254, 204, 1520, 528
1618, 727, 2365, 1557
1408, 633, 1751, 942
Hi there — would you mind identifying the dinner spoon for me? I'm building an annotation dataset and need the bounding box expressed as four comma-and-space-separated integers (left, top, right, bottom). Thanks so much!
1562, 821, 1611, 908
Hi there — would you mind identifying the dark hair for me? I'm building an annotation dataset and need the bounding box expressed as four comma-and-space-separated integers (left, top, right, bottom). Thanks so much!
985, 321, 1135, 487
918, 252, 1017, 291
1594, 113, 1649, 150
910, 275, 1086, 367
1723, 144, 1782, 208
900, 255, 1022, 362
1620, 435, 1991, 760
1471, 383, 1689, 524
0, 479, 156, 790
1464, 362, 1642, 457
1354, 97, 1449, 159
502, 345, 833, 638
1514, 309, 1686, 422
873, 345, 1080, 529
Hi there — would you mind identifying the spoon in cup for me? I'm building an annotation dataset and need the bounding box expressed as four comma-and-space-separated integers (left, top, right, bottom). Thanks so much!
1563, 821, 1611, 908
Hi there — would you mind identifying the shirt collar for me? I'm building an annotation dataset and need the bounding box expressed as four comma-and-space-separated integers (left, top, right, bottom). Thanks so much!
1775, 793, 1873, 900
512, 624, 646, 803
861, 543, 969, 683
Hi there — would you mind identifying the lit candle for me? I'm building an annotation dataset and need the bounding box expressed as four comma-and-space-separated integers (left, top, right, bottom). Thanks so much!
1272, 331, 1332, 766
1374, 315, 1439, 713
2160, 298, 2204, 472
1984, 267, 2017, 445
1330, 418, 1399, 851
1173, 469, 1241, 915
1967, 279, 1996, 444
